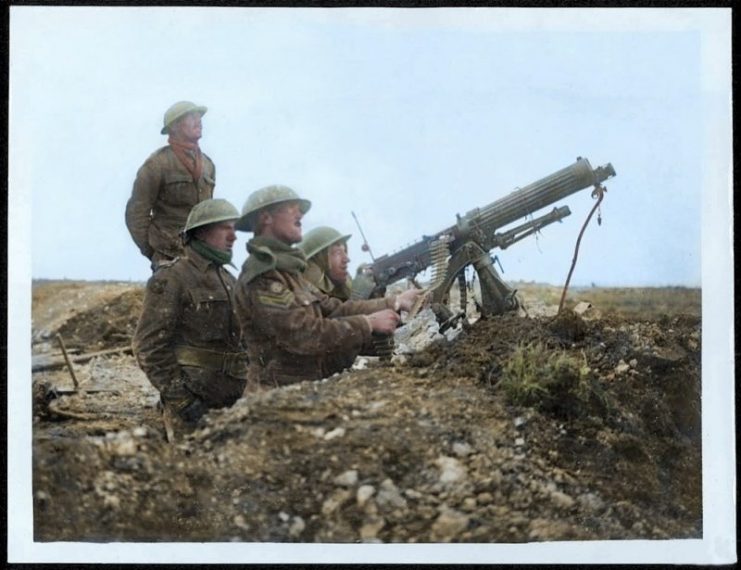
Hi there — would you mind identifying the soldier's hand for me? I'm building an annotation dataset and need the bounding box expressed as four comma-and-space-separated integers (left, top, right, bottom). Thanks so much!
162, 391, 207, 425
179, 397, 208, 425
394, 288, 424, 313
161, 377, 200, 417
367, 309, 401, 334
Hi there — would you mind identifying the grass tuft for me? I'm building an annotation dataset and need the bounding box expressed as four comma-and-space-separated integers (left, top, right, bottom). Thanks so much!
498, 342, 599, 417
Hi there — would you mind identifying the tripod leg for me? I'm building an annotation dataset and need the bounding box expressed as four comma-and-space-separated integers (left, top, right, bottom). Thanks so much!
457, 271, 467, 313
471, 252, 518, 316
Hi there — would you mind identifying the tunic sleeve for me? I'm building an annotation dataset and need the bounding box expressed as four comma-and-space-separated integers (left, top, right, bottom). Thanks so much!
248, 275, 374, 357
322, 295, 394, 318
125, 155, 162, 259
132, 268, 183, 393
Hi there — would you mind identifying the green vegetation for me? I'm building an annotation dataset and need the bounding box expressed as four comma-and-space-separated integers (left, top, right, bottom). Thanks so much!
498, 342, 600, 416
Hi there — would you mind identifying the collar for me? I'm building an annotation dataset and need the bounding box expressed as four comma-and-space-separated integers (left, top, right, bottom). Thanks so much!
186, 244, 215, 273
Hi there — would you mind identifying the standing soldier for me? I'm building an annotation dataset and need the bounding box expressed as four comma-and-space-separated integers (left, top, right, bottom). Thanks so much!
298, 226, 353, 301
133, 199, 249, 440
233, 185, 421, 388
126, 100, 216, 270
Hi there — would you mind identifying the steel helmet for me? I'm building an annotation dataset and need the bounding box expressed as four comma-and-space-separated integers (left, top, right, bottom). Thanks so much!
298, 226, 352, 259
183, 199, 240, 234
235, 185, 311, 232
161, 101, 208, 134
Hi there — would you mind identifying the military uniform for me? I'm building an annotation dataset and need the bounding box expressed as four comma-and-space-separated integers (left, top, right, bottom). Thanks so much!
299, 225, 392, 366
298, 226, 353, 302
133, 245, 248, 414
302, 259, 371, 370
303, 260, 353, 301
125, 146, 216, 263
235, 239, 396, 387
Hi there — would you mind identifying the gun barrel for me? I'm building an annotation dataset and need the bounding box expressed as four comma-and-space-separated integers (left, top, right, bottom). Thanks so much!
491, 205, 571, 250
464, 157, 615, 236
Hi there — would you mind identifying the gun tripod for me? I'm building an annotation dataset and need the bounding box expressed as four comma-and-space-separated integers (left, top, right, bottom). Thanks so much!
428, 240, 520, 327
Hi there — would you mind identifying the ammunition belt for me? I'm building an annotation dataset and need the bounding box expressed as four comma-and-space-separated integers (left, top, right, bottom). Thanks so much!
372, 333, 394, 363
174, 345, 248, 379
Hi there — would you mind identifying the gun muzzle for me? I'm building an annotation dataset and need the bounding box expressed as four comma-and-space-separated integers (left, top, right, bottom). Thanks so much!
593, 162, 616, 183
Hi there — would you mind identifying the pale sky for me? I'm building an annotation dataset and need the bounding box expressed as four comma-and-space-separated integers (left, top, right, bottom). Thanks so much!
7, 7, 736, 564
9, 7, 732, 286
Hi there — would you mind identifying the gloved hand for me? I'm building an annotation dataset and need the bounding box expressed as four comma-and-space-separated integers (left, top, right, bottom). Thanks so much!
161, 377, 206, 424
178, 397, 208, 424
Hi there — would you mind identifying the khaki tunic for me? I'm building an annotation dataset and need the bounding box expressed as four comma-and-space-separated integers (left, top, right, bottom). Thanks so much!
125, 146, 216, 261
303, 259, 368, 369
133, 246, 247, 408
235, 268, 395, 387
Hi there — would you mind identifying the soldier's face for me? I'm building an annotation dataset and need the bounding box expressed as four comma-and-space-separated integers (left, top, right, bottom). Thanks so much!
171, 112, 203, 143
200, 221, 237, 252
264, 201, 303, 244
327, 243, 350, 284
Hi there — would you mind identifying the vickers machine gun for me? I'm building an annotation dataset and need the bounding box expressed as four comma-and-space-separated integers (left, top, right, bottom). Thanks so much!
352, 157, 616, 325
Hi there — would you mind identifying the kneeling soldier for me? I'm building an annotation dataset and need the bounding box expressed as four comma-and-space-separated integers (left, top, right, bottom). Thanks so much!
234, 185, 421, 387
133, 198, 249, 439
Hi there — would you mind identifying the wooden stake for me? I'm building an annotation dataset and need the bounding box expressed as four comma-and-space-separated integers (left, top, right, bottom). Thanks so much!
55, 333, 80, 390
162, 406, 176, 444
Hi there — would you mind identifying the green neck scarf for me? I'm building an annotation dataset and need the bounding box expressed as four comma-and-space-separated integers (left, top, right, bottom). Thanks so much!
190, 238, 235, 268
242, 236, 307, 283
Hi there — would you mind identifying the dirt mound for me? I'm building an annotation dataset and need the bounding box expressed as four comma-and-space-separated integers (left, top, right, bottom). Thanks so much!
32, 283, 702, 543
411, 311, 701, 528
32, 281, 144, 351
57, 289, 144, 351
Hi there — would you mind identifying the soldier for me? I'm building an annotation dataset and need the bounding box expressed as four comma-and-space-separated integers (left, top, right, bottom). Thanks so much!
133, 198, 249, 439
299, 226, 390, 368
234, 185, 422, 387
298, 226, 353, 301
125, 100, 216, 270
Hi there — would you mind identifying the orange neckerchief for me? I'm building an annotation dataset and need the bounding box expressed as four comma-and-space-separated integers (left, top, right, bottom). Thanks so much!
168, 136, 203, 181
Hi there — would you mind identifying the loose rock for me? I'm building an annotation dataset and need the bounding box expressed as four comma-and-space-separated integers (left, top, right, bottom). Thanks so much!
357, 485, 376, 507
430, 508, 470, 542
435, 456, 467, 486
333, 470, 359, 487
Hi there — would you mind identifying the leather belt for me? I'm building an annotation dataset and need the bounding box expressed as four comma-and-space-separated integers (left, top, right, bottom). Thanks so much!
175, 345, 248, 379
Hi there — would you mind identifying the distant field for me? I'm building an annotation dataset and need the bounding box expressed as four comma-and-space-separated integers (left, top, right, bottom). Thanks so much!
31, 279, 701, 322
439, 279, 701, 320
512, 281, 701, 319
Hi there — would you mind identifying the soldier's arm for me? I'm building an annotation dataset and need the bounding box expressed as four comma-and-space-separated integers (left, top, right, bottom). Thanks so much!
132, 269, 183, 394
202, 154, 216, 195
208, 156, 216, 181
322, 295, 395, 318
249, 278, 374, 357
327, 287, 422, 317
125, 156, 162, 259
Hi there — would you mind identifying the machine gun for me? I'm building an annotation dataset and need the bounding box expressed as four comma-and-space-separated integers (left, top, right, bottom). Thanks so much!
352, 157, 616, 324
